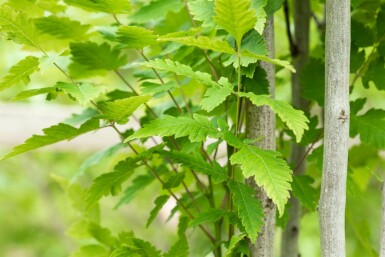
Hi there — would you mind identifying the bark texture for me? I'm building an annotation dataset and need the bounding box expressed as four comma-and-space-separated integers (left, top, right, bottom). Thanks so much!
246, 17, 276, 257
319, 0, 350, 256
380, 183, 385, 257
281, 1, 310, 257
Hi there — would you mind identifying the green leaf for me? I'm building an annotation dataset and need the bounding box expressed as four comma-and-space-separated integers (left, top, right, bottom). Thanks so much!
225, 234, 246, 257
352, 19, 374, 47
34, 16, 90, 40
300, 58, 325, 105
163, 172, 185, 189
115, 174, 155, 208
240, 50, 295, 72
70, 245, 109, 257
146, 195, 170, 228
239, 92, 309, 142
143, 59, 219, 87
0, 5, 40, 49
229, 145, 292, 215
164, 236, 189, 257
158, 36, 235, 54
98, 95, 151, 121
88, 222, 117, 247
70, 42, 127, 70
188, 0, 215, 27
116, 26, 157, 49
64, 0, 132, 14
190, 208, 228, 227
125, 114, 222, 143
140, 81, 178, 95
1, 118, 99, 160
351, 109, 385, 149
130, 0, 183, 24
201, 83, 233, 112
0, 56, 39, 92
213, 0, 257, 46
227, 181, 264, 241
11, 87, 56, 101
157, 150, 228, 183
56, 82, 105, 105
291, 175, 318, 210
84, 158, 140, 211
362, 57, 385, 90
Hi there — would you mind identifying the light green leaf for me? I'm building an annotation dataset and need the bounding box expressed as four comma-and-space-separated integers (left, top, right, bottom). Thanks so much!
214, 0, 257, 46
34, 16, 90, 40
351, 109, 385, 149
12, 87, 57, 101
140, 81, 178, 95
115, 174, 154, 208
239, 92, 309, 142
1, 118, 100, 160
98, 95, 151, 121
201, 84, 233, 112
158, 36, 235, 54
70, 245, 109, 257
146, 195, 170, 228
56, 82, 105, 105
0, 56, 39, 92
227, 180, 264, 241
225, 234, 246, 257
0, 5, 40, 49
143, 59, 218, 87
229, 145, 292, 215
188, 0, 215, 27
70, 42, 127, 70
164, 236, 189, 257
240, 50, 295, 72
130, 0, 183, 23
84, 158, 140, 211
116, 26, 157, 49
125, 114, 222, 143
190, 208, 228, 227
157, 150, 228, 183
88, 222, 117, 247
64, 0, 131, 14
292, 175, 318, 210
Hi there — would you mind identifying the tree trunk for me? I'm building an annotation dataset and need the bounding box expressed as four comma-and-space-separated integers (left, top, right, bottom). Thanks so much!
319, 0, 350, 256
380, 183, 385, 257
246, 17, 276, 257
281, 1, 310, 257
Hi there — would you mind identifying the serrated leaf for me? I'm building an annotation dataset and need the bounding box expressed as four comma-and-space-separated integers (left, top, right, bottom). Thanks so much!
70, 42, 127, 70
351, 109, 385, 149
84, 159, 139, 211
190, 208, 228, 227
115, 174, 155, 208
213, 0, 257, 46
163, 172, 185, 189
362, 57, 385, 90
227, 181, 264, 241
158, 36, 235, 54
201, 84, 233, 112
11, 87, 56, 101
125, 114, 222, 143
98, 95, 151, 121
140, 81, 178, 95
34, 16, 90, 40
239, 92, 309, 142
240, 50, 295, 72
64, 0, 131, 14
88, 222, 117, 247
130, 0, 183, 23
225, 234, 246, 257
1, 118, 99, 160
229, 145, 293, 215
116, 26, 157, 49
146, 195, 170, 228
0, 5, 40, 49
157, 150, 228, 183
291, 175, 318, 210
126, 238, 163, 257
164, 236, 189, 257
56, 82, 105, 105
0, 56, 39, 92
143, 59, 219, 87
188, 0, 215, 27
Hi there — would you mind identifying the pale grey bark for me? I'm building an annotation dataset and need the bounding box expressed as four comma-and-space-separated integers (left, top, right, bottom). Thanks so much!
319, 0, 350, 256
380, 183, 385, 257
281, 1, 310, 257
246, 17, 276, 257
